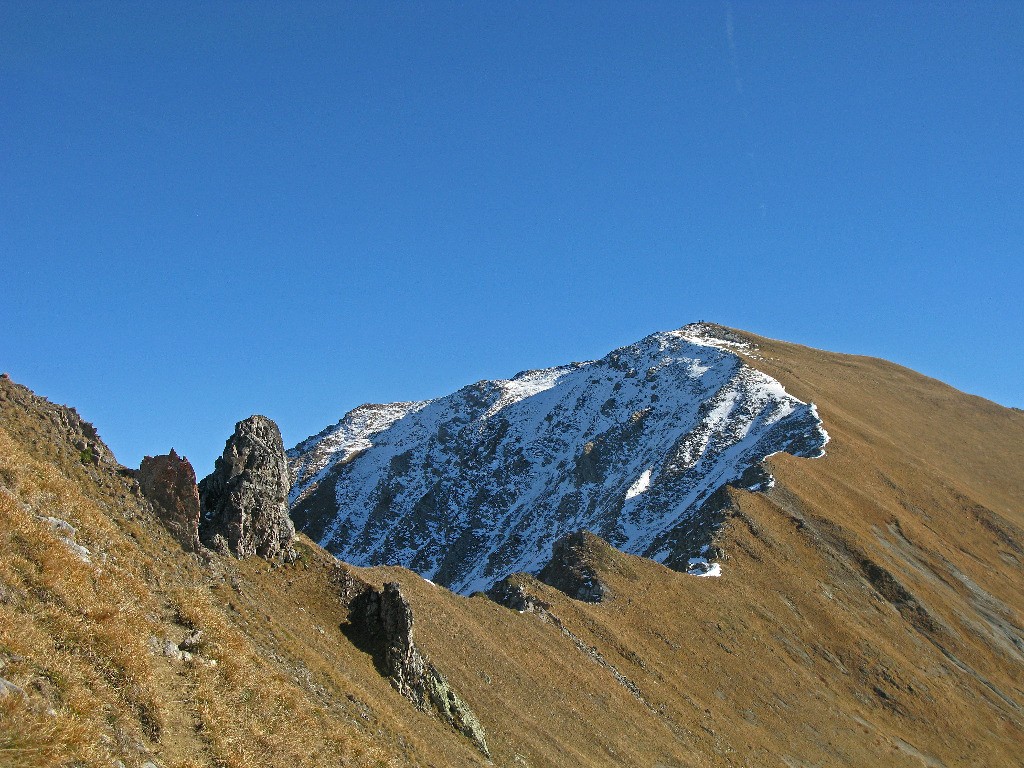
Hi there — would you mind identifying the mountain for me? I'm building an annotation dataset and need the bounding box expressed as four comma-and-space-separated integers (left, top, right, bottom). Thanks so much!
3, 325, 1024, 768
288, 323, 829, 593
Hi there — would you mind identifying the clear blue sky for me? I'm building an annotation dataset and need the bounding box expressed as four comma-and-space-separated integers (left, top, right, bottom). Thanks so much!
3, 2, 1022, 474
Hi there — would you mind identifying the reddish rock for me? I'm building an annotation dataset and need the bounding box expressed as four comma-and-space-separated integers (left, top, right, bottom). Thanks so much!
138, 449, 202, 552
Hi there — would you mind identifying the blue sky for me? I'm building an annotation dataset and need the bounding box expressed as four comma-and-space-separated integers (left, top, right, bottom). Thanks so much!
2, 1, 1022, 474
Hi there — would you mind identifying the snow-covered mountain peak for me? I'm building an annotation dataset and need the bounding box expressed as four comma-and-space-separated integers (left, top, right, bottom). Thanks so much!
288, 325, 828, 594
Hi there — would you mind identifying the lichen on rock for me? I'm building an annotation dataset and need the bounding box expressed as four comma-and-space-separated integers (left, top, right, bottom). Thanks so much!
349, 581, 489, 757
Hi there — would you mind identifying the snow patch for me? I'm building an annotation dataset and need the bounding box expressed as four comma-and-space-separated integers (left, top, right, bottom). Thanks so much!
687, 556, 722, 578
625, 469, 653, 500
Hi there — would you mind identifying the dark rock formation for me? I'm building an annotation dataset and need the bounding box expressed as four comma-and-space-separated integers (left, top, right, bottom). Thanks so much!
486, 576, 552, 613
198, 415, 296, 561
348, 582, 489, 757
536, 531, 612, 602
137, 450, 201, 551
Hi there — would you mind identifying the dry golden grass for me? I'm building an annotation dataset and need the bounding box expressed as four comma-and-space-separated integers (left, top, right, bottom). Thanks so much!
166, 583, 384, 768
0, 382, 390, 768
0, 426, 161, 768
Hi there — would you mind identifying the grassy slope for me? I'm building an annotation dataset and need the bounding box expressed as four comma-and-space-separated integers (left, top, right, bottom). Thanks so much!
2, 328, 1022, 767
0, 378, 404, 768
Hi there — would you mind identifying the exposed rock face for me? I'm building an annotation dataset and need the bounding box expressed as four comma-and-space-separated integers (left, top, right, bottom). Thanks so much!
198, 415, 296, 561
536, 531, 612, 602
349, 582, 489, 757
486, 575, 552, 613
138, 450, 201, 551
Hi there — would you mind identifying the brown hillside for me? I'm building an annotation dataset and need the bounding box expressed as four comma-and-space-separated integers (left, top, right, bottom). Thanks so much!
1, 328, 1023, 767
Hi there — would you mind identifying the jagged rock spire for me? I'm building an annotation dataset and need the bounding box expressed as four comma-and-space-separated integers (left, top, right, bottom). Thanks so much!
199, 415, 297, 561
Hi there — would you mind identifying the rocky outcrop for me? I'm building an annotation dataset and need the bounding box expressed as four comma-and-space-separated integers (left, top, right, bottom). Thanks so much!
138, 450, 201, 551
349, 582, 489, 757
198, 415, 296, 561
536, 531, 612, 602
486, 575, 552, 613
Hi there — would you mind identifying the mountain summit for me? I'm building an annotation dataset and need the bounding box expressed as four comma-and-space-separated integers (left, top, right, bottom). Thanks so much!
288, 323, 829, 593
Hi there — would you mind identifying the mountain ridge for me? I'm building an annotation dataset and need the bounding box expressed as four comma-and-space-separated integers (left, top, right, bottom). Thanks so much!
288, 323, 829, 593
3, 326, 1024, 767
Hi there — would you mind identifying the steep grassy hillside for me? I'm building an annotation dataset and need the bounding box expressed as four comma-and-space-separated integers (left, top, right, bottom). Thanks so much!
1, 325, 1022, 767
0, 377, 403, 768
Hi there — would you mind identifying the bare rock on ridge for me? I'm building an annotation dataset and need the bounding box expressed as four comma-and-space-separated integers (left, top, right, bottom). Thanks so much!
0, 374, 115, 469
138, 449, 201, 551
198, 415, 297, 561
536, 531, 613, 603
486, 574, 553, 613
349, 581, 490, 757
